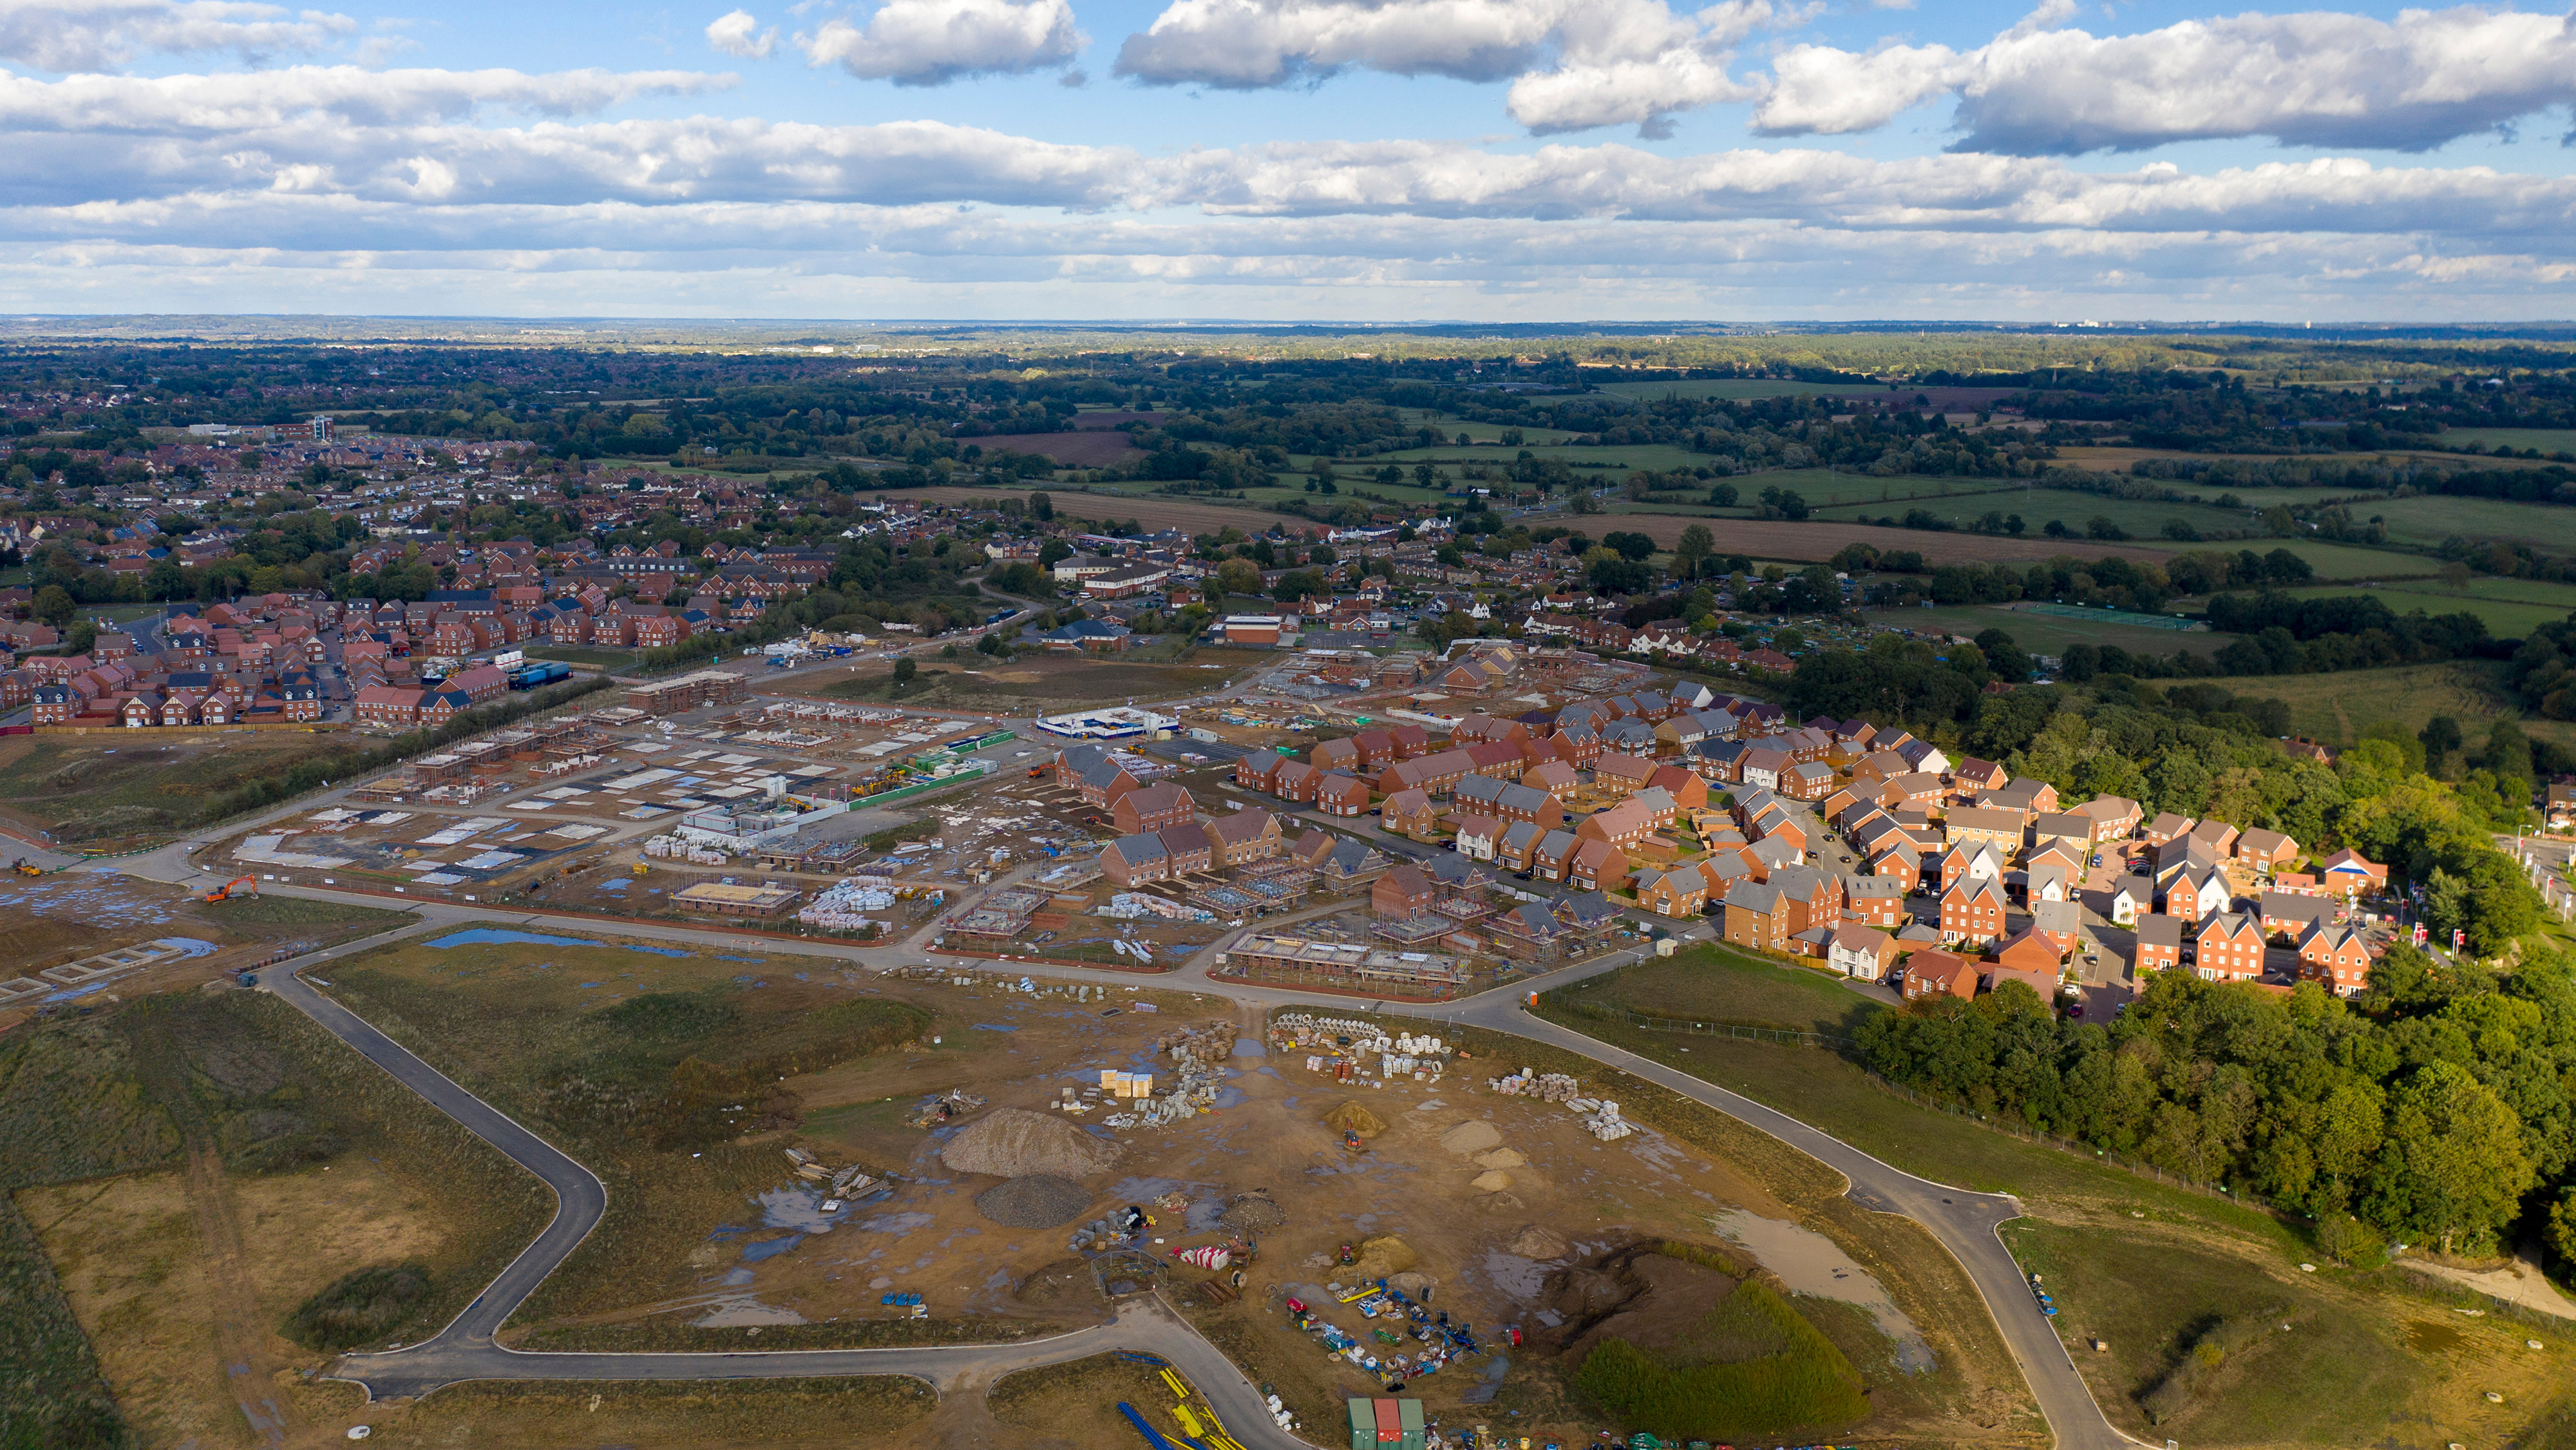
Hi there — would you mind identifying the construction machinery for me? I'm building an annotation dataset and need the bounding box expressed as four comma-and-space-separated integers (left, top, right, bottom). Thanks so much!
10, 857, 40, 877
202, 875, 257, 903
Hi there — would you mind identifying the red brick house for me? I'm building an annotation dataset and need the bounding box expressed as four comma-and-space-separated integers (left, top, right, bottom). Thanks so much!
1938, 878, 2007, 946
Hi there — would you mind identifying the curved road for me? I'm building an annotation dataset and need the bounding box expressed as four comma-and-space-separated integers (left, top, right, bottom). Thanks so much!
96, 780, 2134, 1447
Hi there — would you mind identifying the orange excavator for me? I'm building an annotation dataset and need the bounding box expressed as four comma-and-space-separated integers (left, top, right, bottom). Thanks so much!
202, 875, 257, 903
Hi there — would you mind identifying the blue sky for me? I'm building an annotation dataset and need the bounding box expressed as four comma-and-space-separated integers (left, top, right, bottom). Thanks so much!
2, 0, 2573, 320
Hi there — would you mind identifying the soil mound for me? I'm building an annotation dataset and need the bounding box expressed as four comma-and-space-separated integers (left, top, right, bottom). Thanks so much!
1351, 1235, 1417, 1279
1471, 1170, 1515, 1193
1388, 1270, 1437, 1302
1509, 1224, 1570, 1260
1475, 1148, 1526, 1170
941, 1107, 1123, 1179
974, 1174, 1094, 1228
1323, 1101, 1387, 1138
1219, 1191, 1285, 1232
1439, 1120, 1503, 1155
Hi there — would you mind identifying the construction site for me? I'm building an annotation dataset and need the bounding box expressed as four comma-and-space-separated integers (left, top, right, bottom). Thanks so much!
218, 926, 1952, 1449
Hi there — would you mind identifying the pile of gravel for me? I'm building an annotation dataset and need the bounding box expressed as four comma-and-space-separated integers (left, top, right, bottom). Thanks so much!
1219, 1191, 1285, 1232
941, 1107, 1124, 1178
975, 1174, 1094, 1228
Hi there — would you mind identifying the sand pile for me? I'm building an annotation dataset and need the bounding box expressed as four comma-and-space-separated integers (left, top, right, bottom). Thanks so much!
1323, 1101, 1387, 1138
975, 1174, 1093, 1228
1508, 1224, 1569, 1260
1219, 1191, 1285, 1232
1474, 1148, 1526, 1170
1350, 1235, 1417, 1279
940, 1107, 1123, 1178
1471, 1170, 1515, 1193
1439, 1120, 1503, 1155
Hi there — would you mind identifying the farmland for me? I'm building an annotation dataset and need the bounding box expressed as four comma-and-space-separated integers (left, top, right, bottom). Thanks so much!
969, 430, 1146, 468
2427, 426, 2576, 456
2148, 659, 2576, 753
1870, 603, 2238, 662
2272, 579, 2576, 638
2356, 495, 2576, 553
1604, 513, 2171, 565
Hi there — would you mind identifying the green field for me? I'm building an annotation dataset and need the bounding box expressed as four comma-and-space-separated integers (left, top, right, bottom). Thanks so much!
1577, 945, 1886, 1036
1588, 379, 1896, 401
2276, 580, 2576, 636
1816, 487, 2252, 544
1372, 441, 1710, 473
522, 645, 644, 670
2355, 495, 2576, 553
1530, 980, 2575, 1446
2173, 660, 2576, 752
2430, 426, 2576, 456
1871, 604, 2237, 661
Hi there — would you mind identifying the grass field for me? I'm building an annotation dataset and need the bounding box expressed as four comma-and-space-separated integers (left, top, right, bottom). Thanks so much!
1530, 969, 2576, 1445
297, 1375, 935, 1447
522, 645, 643, 671
1604, 513, 2169, 565
2275, 580, 2576, 636
1589, 379, 1894, 401
1372, 441, 1710, 473
3, 990, 552, 1448
2158, 659, 2576, 752
2430, 426, 2576, 455
1578, 945, 1886, 1036
0, 730, 354, 844
322, 930, 934, 1328
1871, 604, 2237, 660
2358, 495, 2576, 553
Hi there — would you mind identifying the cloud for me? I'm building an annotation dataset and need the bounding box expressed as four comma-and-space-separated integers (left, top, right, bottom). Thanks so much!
1115, 0, 1786, 135
0, 0, 357, 72
0, 66, 730, 134
796, 0, 1084, 84
706, 8, 779, 59
1752, 3, 2576, 153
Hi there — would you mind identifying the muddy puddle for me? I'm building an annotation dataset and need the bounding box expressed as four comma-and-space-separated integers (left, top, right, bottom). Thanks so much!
1706, 1207, 1936, 1371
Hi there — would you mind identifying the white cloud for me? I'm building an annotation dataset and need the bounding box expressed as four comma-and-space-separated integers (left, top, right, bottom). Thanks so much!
1753, 3, 2576, 153
0, 0, 356, 72
706, 8, 779, 59
796, 0, 1084, 84
1115, 0, 1786, 135
0, 66, 730, 133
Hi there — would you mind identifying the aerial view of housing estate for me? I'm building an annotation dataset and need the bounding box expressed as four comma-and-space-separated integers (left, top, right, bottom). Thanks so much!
10, 0, 2576, 1443
3, 323, 2575, 1450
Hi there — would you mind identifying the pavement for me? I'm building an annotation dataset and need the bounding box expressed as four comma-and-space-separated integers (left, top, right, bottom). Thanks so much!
51, 692, 2139, 1448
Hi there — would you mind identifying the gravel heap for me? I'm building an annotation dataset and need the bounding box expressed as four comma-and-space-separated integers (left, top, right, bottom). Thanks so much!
940, 1107, 1124, 1178
1218, 1190, 1285, 1232
974, 1174, 1093, 1228
1323, 1100, 1387, 1138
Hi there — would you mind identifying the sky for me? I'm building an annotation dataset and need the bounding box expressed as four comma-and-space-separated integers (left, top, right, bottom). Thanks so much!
1, 0, 2573, 321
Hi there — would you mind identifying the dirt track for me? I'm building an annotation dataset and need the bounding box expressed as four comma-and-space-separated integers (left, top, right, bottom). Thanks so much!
1607, 513, 2172, 565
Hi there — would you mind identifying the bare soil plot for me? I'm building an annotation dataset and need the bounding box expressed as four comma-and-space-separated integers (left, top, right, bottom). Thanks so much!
801, 653, 1263, 712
